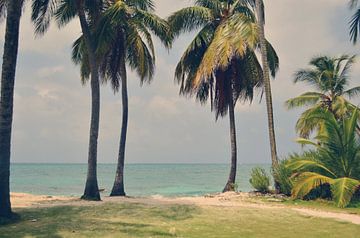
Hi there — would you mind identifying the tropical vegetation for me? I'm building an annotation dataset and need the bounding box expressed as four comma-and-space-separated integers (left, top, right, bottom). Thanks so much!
88, 0, 170, 196
1, 0, 360, 225
286, 55, 360, 139
249, 167, 270, 193
287, 110, 360, 208
168, 0, 279, 192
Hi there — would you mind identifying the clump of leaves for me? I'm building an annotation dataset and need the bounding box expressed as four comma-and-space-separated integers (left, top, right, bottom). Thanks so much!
250, 167, 270, 193
273, 159, 293, 196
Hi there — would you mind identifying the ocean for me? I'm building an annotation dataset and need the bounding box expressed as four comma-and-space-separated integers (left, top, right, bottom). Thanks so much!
10, 163, 271, 197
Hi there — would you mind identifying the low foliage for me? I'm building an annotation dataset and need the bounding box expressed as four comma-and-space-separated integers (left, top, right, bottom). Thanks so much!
273, 159, 293, 196
250, 167, 270, 193
287, 110, 360, 208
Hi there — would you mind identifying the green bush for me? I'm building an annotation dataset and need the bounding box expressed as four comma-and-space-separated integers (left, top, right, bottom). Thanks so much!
273, 159, 294, 196
249, 167, 270, 193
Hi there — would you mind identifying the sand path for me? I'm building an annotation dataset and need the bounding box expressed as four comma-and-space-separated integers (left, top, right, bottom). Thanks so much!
11, 192, 360, 225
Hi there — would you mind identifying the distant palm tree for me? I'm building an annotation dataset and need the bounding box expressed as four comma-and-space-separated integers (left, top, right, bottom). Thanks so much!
289, 110, 360, 208
255, 0, 279, 187
0, 0, 23, 219
168, 0, 279, 192
74, 0, 171, 196
286, 55, 360, 138
32, 0, 105, 200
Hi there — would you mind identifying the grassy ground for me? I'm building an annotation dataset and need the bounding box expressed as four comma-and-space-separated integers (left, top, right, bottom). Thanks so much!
250, 195, 360, 215
0, 202, 359, 238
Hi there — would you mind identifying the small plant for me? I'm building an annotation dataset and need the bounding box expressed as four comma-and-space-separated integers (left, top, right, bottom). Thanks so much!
273, 159, 294, 196
250, 167, 270, 193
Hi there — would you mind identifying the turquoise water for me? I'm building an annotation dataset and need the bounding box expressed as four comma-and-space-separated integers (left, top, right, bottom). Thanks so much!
10, 163, 270, 197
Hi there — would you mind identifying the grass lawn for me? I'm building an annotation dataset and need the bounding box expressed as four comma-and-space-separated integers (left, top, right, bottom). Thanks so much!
0, 202, 359, 238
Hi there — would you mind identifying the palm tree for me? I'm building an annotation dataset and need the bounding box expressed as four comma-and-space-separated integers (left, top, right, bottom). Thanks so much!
255, 0, 279, 181
286, 55, 360, 139
32, 0, 105, 200
82, 0, 170, 196
288, 110, 360, 208
168, 0, 279, 192
0, 0, 23, 219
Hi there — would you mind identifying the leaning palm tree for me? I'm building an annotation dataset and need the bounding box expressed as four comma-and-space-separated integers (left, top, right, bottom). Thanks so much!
255, 0, 279, 178
168, 0, 279, 192
73, 0, 170, 196
286, 55, 360, 139
32, 0, 105, 200
0, 0, 23, 219
288, 110, 360, 208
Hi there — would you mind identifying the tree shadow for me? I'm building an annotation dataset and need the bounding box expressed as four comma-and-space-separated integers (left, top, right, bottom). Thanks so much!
0, 203, 198, 237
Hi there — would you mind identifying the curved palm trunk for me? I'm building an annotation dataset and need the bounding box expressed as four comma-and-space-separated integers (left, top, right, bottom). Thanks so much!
77, 1, 100, 201
0, 0, 22, 219
255, 0, 279, 189
223, 89, 237, 192
110, 53, 128, 197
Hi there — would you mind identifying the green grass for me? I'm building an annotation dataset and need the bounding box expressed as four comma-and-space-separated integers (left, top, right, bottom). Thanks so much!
0, 202, 359, 238
250, 195, 360, 215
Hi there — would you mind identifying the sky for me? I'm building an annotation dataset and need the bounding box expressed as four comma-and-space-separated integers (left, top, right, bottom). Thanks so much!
0, 0, 359, 164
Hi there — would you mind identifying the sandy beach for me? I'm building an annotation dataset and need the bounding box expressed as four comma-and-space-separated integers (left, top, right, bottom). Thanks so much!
10, 192, 360, 225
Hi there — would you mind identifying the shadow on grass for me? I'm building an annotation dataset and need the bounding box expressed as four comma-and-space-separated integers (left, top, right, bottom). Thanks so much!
0, 203, 198, 237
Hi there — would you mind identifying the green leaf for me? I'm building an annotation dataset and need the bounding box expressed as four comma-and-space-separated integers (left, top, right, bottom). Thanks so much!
331, 177, 360, 208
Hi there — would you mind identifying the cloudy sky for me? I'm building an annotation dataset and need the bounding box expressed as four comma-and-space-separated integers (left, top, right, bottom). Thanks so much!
1, 0, 359, 164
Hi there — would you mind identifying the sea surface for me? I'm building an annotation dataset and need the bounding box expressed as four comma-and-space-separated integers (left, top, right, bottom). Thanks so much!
10, 163, 271, 197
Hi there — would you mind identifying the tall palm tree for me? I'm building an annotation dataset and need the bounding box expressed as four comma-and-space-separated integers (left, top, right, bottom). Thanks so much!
255, 0, 279, 180
168, 0, 279, 192
286, 55, 360, 139
288, 110, 360, 208
32, 0, 105, 200
74, 0, 170, 196
0, 0, 23, 219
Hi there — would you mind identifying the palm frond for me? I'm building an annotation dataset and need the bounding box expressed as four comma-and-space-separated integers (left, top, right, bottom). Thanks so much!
331, 177, 360, 208
350, 9, 360, 44
134, 9, 171, 48
168, 6, 214, 38
344, 86, 360, 98
285, 92, 324, 109
288, 159, 336, 178
54, 0, 77, 29
31, 0, 57, 35
292, 172, 333, 199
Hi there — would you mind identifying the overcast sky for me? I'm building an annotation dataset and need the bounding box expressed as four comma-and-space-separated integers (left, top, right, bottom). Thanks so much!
1, 0, 359, 164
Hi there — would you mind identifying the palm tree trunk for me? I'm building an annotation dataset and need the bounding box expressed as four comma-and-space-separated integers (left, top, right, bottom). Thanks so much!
0, 0, 22, 219
77, 1, 100, 201
110, 50, 128, 197
223, 88, 237, 192
255, 0, 279, 189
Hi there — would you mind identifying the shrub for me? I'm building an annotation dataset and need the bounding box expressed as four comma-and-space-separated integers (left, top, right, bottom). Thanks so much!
273, 159, 293, 196
249, 167, 270, 193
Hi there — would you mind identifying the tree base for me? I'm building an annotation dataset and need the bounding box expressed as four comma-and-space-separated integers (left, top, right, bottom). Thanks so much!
223, 182, 236, 193
80, 194, 101, 201
0, 212, 20, 225
110, 189, 126, 197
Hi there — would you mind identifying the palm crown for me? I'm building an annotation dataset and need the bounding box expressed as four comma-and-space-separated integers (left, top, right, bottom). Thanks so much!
286, 55, 360, 138
168, 0, 279, 118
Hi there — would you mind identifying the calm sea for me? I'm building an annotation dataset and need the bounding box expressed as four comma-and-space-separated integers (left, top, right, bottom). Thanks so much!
10, 163, 270, 197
